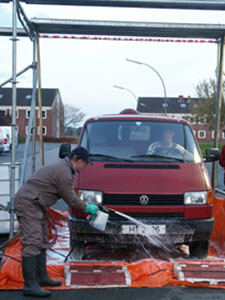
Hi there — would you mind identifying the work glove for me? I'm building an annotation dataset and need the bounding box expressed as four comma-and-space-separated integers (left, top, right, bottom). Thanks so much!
84, 203, 99, 218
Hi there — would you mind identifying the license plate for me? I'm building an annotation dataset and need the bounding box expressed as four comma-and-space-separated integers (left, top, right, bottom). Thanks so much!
121, 224, 166, 235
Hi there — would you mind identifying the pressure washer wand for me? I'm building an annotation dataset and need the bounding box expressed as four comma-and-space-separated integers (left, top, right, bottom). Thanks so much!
99, 205, 136, 222
99, 205, 128, 219
99, 205, 116, 214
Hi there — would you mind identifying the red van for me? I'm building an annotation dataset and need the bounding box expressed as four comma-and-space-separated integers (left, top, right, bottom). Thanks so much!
65, 109, 219, 260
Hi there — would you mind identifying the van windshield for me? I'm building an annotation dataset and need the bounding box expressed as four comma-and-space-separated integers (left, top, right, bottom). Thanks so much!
80, 120, 201, 163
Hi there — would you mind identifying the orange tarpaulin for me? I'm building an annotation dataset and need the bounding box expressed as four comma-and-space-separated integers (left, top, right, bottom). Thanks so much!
1, 197, 225, 290
209, 197, 225, 257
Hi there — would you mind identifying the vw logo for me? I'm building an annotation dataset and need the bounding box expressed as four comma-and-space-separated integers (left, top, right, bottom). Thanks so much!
139, 195, 149, 205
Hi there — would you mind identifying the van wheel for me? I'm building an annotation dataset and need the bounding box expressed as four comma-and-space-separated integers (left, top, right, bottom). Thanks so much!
70, 239, 85, 261
189, 241, 209, 259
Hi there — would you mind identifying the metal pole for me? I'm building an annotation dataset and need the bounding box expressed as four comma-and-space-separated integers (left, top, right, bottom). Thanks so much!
212, 36, 225, 189
20, 71, 38, 187
9, 0, 17, 238
126, 58, 168, 114
36, 32, 44, 166
0, 64, 33, 88
31, 38, 37, 173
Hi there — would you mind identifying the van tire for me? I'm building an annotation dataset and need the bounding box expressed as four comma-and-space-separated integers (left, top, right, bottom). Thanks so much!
70, 240, 85, 261
189, 241, 209, 259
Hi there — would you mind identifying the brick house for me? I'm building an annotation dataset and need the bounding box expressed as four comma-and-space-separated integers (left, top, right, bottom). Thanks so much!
137, 95, 225, 143
0, 87, 64, 139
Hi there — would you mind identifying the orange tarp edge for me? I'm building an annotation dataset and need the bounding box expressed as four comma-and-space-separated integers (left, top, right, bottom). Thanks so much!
1, 197, 225, 290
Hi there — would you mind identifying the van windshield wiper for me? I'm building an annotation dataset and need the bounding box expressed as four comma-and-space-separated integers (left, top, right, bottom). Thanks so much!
131, 154, 185, 163
90, 153, 134, 162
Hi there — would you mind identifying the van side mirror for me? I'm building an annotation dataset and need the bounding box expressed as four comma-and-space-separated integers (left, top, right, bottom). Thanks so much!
203, 148, 220, 162
59, 143, 71, 159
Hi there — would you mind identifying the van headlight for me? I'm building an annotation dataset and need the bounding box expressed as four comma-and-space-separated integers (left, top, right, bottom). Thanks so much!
78, 190, 103, 205
184, 191, 208, 205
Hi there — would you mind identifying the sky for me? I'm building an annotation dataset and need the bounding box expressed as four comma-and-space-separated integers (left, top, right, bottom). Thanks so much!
0, 2, 224, 125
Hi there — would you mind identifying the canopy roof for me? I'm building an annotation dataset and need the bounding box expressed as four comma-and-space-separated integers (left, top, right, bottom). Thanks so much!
1, 20, 225, 39
31, 19, 225, 39
1, 0, 225, 38
1, 0, 225, 10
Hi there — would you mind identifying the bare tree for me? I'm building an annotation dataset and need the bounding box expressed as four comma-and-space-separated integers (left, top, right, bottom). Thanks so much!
190, 78, 225, 129
63, 104, 86, 135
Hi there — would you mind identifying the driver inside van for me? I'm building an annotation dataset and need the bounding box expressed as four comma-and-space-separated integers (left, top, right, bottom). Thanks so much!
147, 128, 187, 157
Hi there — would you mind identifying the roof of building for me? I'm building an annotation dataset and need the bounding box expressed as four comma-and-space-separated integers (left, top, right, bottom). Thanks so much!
137, 96, 199, 114
0, 87, 61, 107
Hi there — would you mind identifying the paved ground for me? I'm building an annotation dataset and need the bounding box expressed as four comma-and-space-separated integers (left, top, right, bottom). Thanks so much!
0, 285, 225, 300
0, 142, 63, 161
0, 286, 224, 300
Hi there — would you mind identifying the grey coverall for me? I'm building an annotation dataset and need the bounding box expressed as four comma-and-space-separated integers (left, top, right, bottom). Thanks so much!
14, 158, 86, 257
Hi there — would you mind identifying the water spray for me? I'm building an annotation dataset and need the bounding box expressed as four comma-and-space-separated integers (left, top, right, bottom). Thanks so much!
88, 205, 181, 259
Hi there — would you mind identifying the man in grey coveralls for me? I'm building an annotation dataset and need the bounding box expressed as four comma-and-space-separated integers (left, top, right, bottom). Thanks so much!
14, 146, 99, 297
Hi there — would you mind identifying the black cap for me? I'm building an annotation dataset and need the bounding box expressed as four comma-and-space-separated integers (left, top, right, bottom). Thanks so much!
71, 147, 91, 164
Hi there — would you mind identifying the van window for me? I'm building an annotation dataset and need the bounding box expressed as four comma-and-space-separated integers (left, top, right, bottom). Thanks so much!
80, 121, 201, 163
184, 125, 201, 163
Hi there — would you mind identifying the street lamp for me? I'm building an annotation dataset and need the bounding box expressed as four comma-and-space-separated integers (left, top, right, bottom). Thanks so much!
113, 84, 138, 103
126, 58, 168, 115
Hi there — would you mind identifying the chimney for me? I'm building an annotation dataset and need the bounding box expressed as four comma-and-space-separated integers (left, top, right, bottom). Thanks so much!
187, 96, 191, 103
178, 95, 184, 102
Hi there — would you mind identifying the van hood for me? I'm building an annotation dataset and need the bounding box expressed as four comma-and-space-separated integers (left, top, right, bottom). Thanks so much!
76, 162, 211, 194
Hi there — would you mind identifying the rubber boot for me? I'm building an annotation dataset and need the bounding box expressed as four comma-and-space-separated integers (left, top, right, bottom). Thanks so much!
37, 250, 61, 287
22, 256, 51, 297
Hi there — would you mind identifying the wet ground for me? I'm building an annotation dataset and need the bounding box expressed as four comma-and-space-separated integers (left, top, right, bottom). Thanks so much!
0, 286, 224, 300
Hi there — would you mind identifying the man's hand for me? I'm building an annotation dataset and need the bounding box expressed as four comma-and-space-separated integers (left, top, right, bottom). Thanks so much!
84, 203, 99, 217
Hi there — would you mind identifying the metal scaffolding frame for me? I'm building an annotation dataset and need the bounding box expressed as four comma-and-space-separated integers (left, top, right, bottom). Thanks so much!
0, 0, 225, 236
0, 0, 39, 237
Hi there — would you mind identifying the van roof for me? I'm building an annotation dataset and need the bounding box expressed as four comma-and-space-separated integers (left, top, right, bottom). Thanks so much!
85, 111, 189, 126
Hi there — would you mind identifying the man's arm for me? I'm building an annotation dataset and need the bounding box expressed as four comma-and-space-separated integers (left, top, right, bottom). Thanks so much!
147, 142, 160, 154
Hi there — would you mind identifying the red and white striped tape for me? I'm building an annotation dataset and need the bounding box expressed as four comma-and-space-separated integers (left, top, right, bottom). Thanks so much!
40, 34, 218, 43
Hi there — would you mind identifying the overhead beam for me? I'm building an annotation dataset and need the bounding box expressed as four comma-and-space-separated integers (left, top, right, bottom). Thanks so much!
30, 18, 225, 39
0, 27, 27, 36
1, 0, 225, 11
2, 19, 225, 39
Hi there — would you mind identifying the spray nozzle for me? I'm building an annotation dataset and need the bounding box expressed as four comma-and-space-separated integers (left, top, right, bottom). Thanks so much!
99, 205, 116, 214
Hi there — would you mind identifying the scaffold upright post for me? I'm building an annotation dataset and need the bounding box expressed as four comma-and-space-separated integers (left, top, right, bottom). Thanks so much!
9, 0, 18, 238
36, 31, 44, 166
212, 36, 225, 189
32, 38, 37, 173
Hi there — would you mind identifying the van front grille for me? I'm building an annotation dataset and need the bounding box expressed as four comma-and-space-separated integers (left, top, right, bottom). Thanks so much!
109, 212, 184, 219
103, 194, 183, 206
